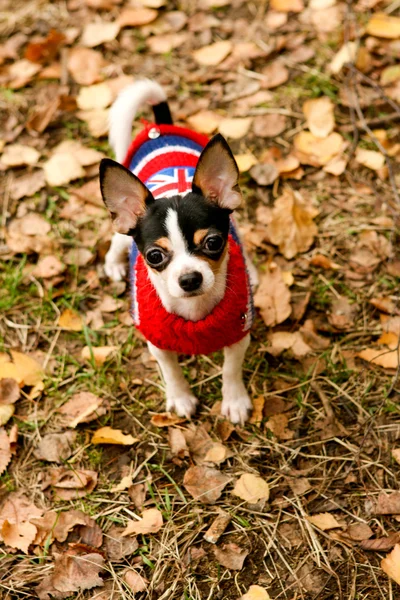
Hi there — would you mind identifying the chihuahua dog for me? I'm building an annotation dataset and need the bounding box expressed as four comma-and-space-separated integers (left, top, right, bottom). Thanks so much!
100, 80, 257, 424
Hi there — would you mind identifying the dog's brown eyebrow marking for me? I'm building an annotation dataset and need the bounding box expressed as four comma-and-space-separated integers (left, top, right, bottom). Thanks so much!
194, 229, 209, 246
154, 237, 171, 251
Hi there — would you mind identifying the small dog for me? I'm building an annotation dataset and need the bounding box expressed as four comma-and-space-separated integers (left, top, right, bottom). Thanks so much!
100, 80, 257, 424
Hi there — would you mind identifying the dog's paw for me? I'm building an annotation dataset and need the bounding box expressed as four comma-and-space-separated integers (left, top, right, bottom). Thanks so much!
104, 260, 127, 282
221, 384, 252, 425
167, 392, 198, 419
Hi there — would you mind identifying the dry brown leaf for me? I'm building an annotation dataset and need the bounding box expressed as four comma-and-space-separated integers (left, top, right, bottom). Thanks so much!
77, 109, 109, 137
270, 0, 303, 11
0, 493, 43, 552
67, 47, 105, 85
59, 391, 108, 427
4, 59, 41, 89
355, 148, 385, 171
53, 140, 104, 166
44, 153, 85, 186
346, 523, 373, 542
232, 473, 270, 503
118, 7, 158, 27
58, 308, 83, 331
235, 154, 258, 173
91, 426, 137, 445
64, 248, 94, 266
0, 428, 11, 475
52, 550, 105, 593
357, 347, 398, 370
250, 163, 279, 186
253, 114, 287, 138
122, 508, 163, 536
48, 468, 98, 500
33, 256, 66, 279
218, 117, 252, 140
81, 21, 120, 47
307, 513, 341, 531
168, 427, 188, 457
381, 544, 400, 586
328, 42, 358, 74
81, 345, 118, 366
147, 32, 187, 54
361, 533, 400, 552
104, 525, 139, 560
254, 264, 291, 327
303, 97, 334, 138
240, 585, 271, 600
0, 404, 15, 426
249, 396, 265, 426
1, 519, 38, 553
261, 61, 289, 89
366, 13, 400, 39
375, 492, 400, 515
294, 131, 344, 166
203, 442, 233, 464
0, 350, 44, 387
267, 188, 318, 259
183, 465, 230, 504
77, 83, 112, 110
0, 378, 20, 405
151, 412, 186, 427
31, 509, 90, 545
9, 170, 46, 201
214, 543, 248, 570
124, 570, 148, 593
2, 143, 40, 167
193, 41, 232, 66
34, 431, 76, 463
186, 110, 222, 134
266, 413, 294, 440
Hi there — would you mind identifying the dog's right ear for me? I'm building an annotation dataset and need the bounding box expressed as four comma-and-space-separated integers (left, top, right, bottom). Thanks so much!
99, 159, 154, 234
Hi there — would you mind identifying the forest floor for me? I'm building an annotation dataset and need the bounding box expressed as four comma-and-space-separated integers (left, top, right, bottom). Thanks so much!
1, 0, 400, 598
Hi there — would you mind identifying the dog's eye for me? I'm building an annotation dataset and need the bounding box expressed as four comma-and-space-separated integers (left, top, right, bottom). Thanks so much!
204, 236, 224, 253
146, 248, 166, 266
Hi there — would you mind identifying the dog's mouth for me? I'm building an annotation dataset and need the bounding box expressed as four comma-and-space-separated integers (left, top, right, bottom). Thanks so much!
182, 289, 204, 298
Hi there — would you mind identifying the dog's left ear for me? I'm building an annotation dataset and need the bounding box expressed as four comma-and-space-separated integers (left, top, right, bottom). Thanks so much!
192, 134, 242, 210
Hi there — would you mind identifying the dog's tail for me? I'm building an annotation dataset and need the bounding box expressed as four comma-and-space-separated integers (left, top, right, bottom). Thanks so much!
109, 79, 173, 162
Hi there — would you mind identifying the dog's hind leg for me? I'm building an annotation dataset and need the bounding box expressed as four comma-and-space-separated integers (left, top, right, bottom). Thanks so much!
221, 333, 252, 424
148, 341, 198, 418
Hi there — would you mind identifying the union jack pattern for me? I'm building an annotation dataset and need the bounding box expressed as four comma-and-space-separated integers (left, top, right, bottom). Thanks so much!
146, 166, 195, 197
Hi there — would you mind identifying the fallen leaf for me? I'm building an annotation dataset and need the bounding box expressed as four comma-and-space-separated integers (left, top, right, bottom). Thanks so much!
375, 492, 400, 515
67, 47, 105, 85
381, 544, 400, 586
267, 188, 318, 259
0, 428, 11, 474
253, 114, 287, 138
250, 163, 279, 186
91, 427, 137, 445
249, 396, 265, 426
214, 543, 248, 570
150, 412, 186, 427
1, 144, 40, 167
235, 154, 258, 172
168, 427, 189, 457
58, 308, 83, 331
381, 65, 400, 87
254, 263, 292, 327
240, 585, 271, 600
261, 61, 289, 89
77, 83, 112, 110
31, 509, 91, 545
294, 131, 344, 166
48, 468, 98, 500
81, 345, 118, 366
81, 21, 120, 47
366, 13, 400, 39
266, 413, 294, 440
392, 449, 400, 466
122, 508, 163, 536
183, 465, 230, 504
310, 254, 341, 270
307, 512, 341, 531
124, 570, 148, 593
0, 405, 15, 426
5, 59, 41, 88
204, 442, 233, 464
59, 392, 108, 427
289, 477, 312, 495
355, 148, 385, 171
0, 351, 44, 387
303, 97, 334, 138
53, 140, 104, 166
118, 7, 158, 27
270, 0, 303, 11
34, 431, 76, 463
361, 533, 400, 552
329, 42, 358, 74
52, 550, 105, 593
0, 493, 43, 553
33, 256, 66, 279
232, 473, 270, 503
193, 41, 232, 66
357, 347, 398, 370
346, 523, 373, 542
147, 32, 187, 54
77, 109, 109, 137
0, 378, 20, 404
44, 153, 85, 186
9, 170, 46, 201
64, 248, 94, 266
25, 29, 65, 63
104, 525, 139, 560
218, 117, 252, 139
186, 110, 222, 134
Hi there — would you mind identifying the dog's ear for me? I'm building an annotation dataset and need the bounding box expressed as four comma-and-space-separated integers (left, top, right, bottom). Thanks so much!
99, 159, 154, 234
192, 134, 242, 210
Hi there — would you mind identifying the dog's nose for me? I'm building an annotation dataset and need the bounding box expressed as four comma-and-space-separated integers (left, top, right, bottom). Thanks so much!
179, 271, 203, 292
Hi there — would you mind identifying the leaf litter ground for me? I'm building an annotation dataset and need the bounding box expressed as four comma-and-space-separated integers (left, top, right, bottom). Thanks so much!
1, 0, 400, 598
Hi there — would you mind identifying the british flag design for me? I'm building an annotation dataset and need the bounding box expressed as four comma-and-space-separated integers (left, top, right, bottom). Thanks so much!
146, 166, 195, 197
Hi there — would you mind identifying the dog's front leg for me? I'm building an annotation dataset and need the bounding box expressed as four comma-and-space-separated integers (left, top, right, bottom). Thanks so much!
221, 333, 252, 425
148, 341, 198, 418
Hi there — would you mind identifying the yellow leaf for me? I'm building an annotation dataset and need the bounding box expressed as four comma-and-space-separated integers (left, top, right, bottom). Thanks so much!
77, 82, 112, 110
303, 97, 335, 139
381, 544, 400, 585
328, 42, 358, 74
122, 508, 163, 536
186, 110, 222, 135
294, 131, 344, 166
0, 405, 15, 426
235, 153, 258, 172
355, 148, 385, 171
193, 41, 232, 66
81, 21, 120, 48
232, 473, 270, 503
366, 13, 400, 39
77, 109, 109, 138
307, 512, 341, 530
1, 144, 40, 167
81, 345, 118, 366
240, 585, 271, 600
270, 0, 303, 11
391, 449, 400, 466
58, 309, 83, 332
91, 426, 138, 445
218, 117, 252, 140
8, 351, 44, 387
44, 154, 85, 186
357, 347, 399, 370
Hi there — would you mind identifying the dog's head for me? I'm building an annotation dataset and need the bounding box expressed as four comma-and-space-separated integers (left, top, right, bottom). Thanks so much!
100, 134, 241, 299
